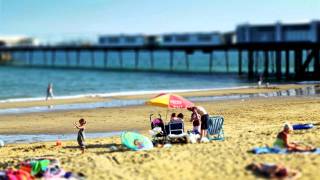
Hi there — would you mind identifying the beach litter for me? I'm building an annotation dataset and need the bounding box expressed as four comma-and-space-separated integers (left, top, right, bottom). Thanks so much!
0, 140, 4, 147
0, 158, 85, 180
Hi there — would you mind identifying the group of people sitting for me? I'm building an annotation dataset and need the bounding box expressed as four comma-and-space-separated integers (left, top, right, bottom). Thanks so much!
167, 106, 209, 142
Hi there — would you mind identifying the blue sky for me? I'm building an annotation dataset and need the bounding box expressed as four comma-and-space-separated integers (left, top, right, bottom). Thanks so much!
0, 0, 319, 42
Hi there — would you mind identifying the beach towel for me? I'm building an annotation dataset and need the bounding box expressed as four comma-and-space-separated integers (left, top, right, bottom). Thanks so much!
252, 147, 320, 154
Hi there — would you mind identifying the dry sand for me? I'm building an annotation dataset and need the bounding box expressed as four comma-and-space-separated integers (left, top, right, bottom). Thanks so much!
0, 85, 320, 179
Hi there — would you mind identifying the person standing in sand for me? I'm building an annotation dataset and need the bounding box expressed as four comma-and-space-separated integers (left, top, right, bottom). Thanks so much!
46, 83, 54, 101
74, 118, 87, 154
187, 106, 209, 142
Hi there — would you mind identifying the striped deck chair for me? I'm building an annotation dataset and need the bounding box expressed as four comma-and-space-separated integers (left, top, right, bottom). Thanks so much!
207, 116, 225, 140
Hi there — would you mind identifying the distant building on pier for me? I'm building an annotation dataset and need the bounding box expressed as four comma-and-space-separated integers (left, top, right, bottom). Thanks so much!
158, 32, 224, 46
236, 20, 320, 43
0, 36, 39, 47
98, 32, 225, 47
98, 34, 149, 46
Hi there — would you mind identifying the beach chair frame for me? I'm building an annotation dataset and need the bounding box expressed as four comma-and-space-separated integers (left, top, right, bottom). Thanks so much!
207, 116, 225, 141
167, 121, 189, 143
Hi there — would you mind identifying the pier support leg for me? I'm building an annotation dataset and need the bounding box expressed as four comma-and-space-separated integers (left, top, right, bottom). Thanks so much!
225, 50, 229, 72
135, 50, 139, 69
150, 51, 154, 69
314, 48, 320, 78
65, 50, 70, 66
263, 50, 269, 79
185, 52, 189, 71
170, 51, 173, 71
248, 50, 254, 79
271, 51, 275, 73
255, 51, 260, 76
294, 49, 303, 80
118, 51, 122, 68
91, 51, 95, 67
43, 51, 48, 65
51, 50, 56, 67
28, 51, 33, 65
104, 51, 108, 68
285, 50, 290, 79
209, 52, 213, 73
238, 50, 242, 75
276, 50, 282, 80
76, 50, 80, 67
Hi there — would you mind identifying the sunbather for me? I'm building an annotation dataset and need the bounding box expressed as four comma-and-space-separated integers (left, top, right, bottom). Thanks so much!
247, 163, 301, 179
273, 123, 315, 152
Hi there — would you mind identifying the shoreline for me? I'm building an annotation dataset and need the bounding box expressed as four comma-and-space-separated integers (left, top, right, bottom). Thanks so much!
0, 83, 315, 110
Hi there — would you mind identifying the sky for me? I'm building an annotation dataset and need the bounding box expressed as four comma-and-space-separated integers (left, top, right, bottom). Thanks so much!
0, 0, 319, 43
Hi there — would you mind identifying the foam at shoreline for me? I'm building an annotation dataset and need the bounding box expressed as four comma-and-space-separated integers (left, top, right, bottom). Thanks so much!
0, 86, 252, 103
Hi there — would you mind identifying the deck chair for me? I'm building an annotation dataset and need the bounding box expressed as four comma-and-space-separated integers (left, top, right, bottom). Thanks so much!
166, 121, 188, 143
207, 116, 225, 140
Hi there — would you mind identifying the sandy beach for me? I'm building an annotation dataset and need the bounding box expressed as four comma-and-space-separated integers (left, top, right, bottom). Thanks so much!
0, 84, 320, 179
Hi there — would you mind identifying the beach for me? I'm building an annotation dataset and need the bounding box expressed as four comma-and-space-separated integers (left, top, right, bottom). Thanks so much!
0, 85, 320, 179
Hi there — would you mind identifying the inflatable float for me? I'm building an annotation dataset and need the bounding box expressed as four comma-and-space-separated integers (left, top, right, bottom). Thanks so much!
292, 123, 314, 130
121, 131, 153, 151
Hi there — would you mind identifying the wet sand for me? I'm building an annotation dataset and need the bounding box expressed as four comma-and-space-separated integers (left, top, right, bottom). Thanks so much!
0, 84, 309, 109
0, 85, 320, 179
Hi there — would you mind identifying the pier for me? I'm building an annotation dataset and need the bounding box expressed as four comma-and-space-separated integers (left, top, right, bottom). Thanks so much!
0, 42, 319, 80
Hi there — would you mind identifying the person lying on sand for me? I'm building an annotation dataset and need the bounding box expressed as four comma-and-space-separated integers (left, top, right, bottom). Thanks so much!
74, 118, 86, 154
247, 163, 301, 179
273, 123, 315, 152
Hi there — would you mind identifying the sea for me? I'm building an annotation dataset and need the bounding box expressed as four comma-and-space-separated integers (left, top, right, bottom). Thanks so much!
0, 66, 252, 102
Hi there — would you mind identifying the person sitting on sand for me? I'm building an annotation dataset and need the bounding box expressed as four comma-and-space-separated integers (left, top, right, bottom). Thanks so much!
133, 139, 144, 149
74, 118, 86, 154
273, 123, 315, 152
247, 162, 301, 179
190, 112, 200, 134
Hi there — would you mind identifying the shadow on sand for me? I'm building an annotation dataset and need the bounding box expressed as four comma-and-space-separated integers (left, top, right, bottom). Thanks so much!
63, 143, 131, 153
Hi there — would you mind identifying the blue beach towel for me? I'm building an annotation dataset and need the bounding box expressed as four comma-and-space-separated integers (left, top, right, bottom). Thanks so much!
252, 147, 320, 154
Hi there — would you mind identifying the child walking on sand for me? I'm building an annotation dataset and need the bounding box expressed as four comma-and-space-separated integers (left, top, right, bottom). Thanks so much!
74, 118, 86, 153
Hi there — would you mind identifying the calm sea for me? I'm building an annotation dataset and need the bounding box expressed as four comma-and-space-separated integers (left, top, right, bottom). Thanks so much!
0, 66, 252, 102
